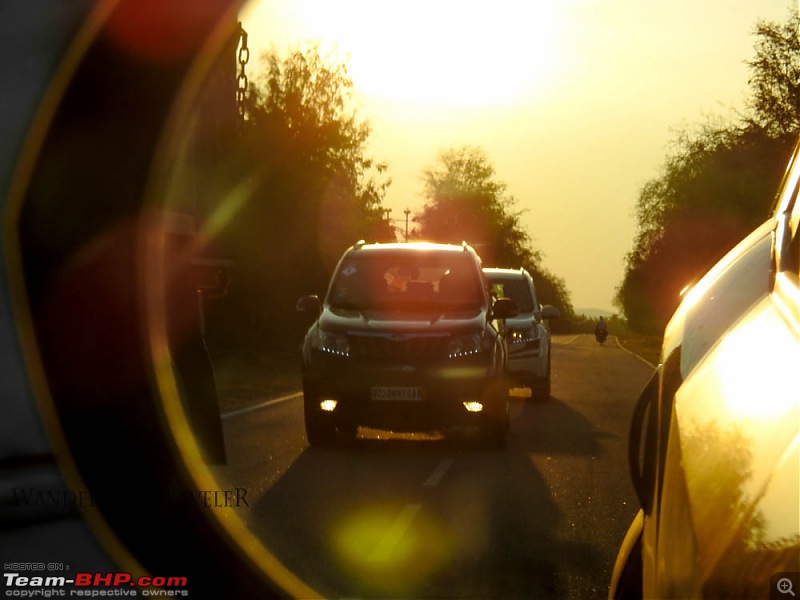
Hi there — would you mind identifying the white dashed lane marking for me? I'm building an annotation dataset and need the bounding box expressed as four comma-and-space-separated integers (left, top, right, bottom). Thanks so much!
424, 458, 455, 487
369, 503, 422, 562
368, 458, 455, 561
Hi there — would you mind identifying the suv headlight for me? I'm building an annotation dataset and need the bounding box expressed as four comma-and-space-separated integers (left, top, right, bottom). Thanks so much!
509, 327, 538, 345
448, 332, 483, 358
313, 329, 350, 357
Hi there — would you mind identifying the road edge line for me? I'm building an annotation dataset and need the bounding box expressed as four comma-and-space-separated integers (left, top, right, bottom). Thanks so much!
614, 336, 657, 369
221, 391, 302, 419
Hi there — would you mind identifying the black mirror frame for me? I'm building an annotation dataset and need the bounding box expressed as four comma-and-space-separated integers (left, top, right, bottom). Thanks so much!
7, 2, 318, 597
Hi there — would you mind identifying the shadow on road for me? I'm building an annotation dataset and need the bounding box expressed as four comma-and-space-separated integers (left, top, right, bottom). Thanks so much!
216, 332, 651, 599
243, 416, 608, 599
510, 395, 617, 457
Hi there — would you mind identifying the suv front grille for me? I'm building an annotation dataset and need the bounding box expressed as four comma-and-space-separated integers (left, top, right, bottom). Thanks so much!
348, 333, 449, 361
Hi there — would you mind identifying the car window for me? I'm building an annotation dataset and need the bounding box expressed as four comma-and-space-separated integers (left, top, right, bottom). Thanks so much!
788, 201, 800, 280
328, 252, 484, 311
488, 278, 535, 312
779, 153, 800, 281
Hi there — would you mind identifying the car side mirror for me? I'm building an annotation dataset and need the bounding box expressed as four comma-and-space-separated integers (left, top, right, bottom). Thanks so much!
296, 294, 322, 316
492, 297, 520, 320
541, 305, 560, 320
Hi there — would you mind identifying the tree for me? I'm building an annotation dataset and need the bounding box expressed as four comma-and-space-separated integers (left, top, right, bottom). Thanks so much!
616, 13, 800, 334
746, 13, 800, 136
414, 146, 574, 315
212, 44, 394, 350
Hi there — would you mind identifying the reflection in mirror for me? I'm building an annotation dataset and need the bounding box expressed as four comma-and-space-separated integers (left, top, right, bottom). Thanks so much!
149, 1, 601, 597
145, 0, 800, 597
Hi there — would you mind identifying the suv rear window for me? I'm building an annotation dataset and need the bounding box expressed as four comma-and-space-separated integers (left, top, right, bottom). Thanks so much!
328, 250, 484, 311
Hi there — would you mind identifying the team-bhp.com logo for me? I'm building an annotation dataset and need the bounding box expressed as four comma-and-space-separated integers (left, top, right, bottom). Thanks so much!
3, 571, 188, 597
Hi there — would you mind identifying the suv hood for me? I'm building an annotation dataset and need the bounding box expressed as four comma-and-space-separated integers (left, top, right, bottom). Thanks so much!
503, 313, 536, 329
320, 306, 486, 333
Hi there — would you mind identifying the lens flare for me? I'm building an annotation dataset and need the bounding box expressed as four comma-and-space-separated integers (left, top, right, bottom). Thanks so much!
330, 503, 453, 596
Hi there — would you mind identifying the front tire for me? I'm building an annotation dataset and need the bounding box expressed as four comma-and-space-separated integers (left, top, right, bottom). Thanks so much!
532, 351, 552, 401
304, 409, 337, 447
480, 378, 510, 448
479, 421, 508, 448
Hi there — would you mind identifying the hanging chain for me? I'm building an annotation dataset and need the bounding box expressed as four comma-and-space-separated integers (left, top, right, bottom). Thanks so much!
236, 22, 249, 125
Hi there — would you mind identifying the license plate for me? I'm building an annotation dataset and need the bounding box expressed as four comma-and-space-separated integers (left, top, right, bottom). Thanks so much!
370, 386, 424, 401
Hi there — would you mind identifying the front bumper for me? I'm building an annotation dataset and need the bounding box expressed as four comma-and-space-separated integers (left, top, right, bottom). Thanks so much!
302, 351, 505, 431
507, 338, 547, 380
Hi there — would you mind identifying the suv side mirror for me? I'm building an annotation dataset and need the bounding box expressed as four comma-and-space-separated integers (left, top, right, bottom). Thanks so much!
492, 297, 520, 320
296, 294, 322, 316
541, 305, 560, 320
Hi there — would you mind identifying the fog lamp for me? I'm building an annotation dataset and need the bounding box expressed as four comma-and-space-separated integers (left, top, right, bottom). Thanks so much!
320, 399, 338, 411
463, 401, 484, 412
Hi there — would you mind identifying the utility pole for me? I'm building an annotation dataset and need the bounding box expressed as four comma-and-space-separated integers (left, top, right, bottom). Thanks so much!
404, 208, 411, 242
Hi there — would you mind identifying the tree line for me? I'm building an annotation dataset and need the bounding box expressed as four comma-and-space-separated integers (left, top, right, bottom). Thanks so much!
207, 12, 798, 350
615, 13, 800, 333
207, 43, 573, 352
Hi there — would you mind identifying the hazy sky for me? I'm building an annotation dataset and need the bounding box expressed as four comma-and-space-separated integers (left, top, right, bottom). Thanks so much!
241, 0, 797, 312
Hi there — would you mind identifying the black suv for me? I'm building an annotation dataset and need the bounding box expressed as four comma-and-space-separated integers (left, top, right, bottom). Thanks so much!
296, 241, 519, 447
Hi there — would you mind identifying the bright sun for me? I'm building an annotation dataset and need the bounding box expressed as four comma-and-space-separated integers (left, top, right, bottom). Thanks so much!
242, 0, 566, 108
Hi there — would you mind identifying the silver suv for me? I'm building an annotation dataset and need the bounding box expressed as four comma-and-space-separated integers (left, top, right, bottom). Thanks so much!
483, 268, 560, 400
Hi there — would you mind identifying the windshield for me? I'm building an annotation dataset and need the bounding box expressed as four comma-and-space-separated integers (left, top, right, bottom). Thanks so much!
328, 251, 485, 311
488, 277, 536, 313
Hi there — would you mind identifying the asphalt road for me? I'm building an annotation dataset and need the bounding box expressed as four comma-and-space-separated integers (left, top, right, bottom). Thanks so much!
212, 334, 655, 599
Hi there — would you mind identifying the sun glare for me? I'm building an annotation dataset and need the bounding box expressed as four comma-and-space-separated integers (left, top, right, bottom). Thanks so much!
243, 0, 566, 108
